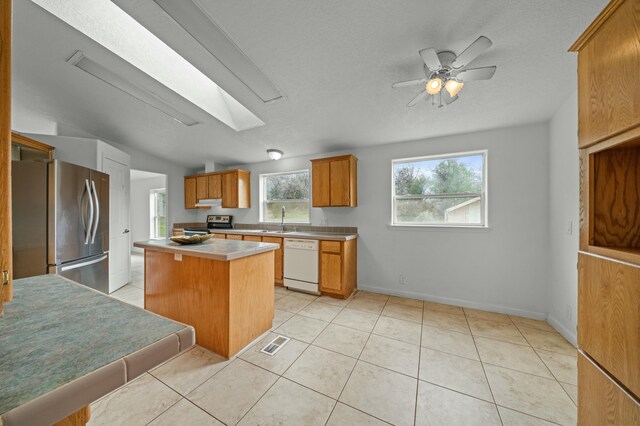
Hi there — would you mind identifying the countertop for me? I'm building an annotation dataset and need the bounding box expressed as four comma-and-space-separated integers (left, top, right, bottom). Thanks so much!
0, 275, 194, 425
134, 238, 280, 261
210, 229, 358, 241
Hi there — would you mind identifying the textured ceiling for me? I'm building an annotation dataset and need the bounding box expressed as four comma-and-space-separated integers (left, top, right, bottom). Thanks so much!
13, 0, 606, 167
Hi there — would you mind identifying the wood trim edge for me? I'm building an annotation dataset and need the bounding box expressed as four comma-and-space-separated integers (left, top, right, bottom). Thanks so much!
569, 0, 626, 51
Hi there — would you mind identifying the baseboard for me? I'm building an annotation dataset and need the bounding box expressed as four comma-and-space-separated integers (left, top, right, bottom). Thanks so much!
357, 284, 547, 320
546, 315, 577, 346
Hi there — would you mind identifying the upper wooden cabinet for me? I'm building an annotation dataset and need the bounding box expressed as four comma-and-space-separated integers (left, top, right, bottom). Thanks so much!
222, 170, 250, 208
184, 176, 201, 209
311, 155, 357, 207
570, 0, 640, 148
208, 174, 222, 199
184, 169, 250, 209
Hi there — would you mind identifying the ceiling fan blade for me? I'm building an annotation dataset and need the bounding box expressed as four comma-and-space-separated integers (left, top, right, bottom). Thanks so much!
451, 36, 492, 69
392, 79, 426, 88
456, 66, 497, 81
438, 91, 458, 108
419, 48, 441, 71
407, 90, 428, 107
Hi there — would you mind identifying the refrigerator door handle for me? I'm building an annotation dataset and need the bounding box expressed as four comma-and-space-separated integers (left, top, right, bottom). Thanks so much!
60, 254, 108, 272
84, 179, 94, 245
90, 180, 100, 244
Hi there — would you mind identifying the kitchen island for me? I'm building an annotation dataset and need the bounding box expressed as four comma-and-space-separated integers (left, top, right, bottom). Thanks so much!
133, 238, 279, 358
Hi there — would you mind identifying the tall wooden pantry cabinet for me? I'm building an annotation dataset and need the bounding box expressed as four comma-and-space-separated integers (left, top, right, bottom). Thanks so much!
570, 0, 640, 424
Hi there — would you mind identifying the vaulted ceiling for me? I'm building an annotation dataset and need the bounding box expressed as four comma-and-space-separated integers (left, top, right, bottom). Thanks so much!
13, 0, 606, 167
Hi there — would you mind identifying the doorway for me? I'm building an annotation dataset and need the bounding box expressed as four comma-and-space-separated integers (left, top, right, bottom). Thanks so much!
112, 169, 167, 307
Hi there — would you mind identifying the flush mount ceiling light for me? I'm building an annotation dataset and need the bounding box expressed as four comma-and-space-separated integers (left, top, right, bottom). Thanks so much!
153, 0, 283, 104
67, 51, 199, 126
267, 149, 283, 160
32, 0, 265, 131
392, 36, 497, 108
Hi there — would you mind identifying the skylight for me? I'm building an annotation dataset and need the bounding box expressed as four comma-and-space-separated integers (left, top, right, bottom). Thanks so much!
32, 0, 265, 131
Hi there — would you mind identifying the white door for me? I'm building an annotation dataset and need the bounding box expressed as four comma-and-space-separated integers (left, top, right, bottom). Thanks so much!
103, 157, 130, 293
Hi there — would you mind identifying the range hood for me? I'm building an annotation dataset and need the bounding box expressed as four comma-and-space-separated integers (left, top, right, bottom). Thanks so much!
195, 198, 222, 207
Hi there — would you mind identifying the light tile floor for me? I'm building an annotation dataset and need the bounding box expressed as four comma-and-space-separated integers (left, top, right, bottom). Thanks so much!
109, 253, 144, 308
93, 286, 578, 425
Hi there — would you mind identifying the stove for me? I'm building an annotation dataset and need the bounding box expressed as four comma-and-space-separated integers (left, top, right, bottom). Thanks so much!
183, 216, 232, 236
207, 215, 233, 231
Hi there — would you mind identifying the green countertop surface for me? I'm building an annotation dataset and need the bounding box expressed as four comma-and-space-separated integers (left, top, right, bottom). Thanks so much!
0, 275, 186, 414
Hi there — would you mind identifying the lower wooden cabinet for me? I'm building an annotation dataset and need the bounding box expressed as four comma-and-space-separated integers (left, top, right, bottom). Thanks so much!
262, 236, 284, 285
319, 239, 356, 298
212, 234, 226, 239
172, 229, 185, 237
578, 352, 640, 425
243, 235, 262, 242
226, 234, 243, 240
578, 253, 640, 397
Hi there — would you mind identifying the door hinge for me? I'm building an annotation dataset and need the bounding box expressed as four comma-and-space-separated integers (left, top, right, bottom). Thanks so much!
2, 270, 9, 286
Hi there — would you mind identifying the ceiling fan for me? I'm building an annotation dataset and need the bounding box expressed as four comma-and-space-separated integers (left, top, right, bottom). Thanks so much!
393, 36, 497, 108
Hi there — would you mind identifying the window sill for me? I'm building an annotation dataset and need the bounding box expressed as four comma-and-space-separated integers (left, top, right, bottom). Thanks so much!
387, 224, 491, 231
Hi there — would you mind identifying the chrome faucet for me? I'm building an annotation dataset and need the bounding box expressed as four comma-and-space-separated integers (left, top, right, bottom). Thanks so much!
281, 206, 286, 232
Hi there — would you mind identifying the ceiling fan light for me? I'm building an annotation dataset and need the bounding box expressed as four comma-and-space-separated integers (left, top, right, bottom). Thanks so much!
267, 149, 283, 160
425, 77, 442, 95
445, 79, 464, 97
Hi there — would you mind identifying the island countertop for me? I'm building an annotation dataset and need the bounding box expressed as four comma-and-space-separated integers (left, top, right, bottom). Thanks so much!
0, 275, 194, 426
134, 238, 280, 261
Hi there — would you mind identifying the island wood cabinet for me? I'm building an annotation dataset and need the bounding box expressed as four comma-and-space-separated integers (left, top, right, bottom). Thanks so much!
184, 169, 250, 209
240, 235, 284, 285
319, 239, 356, 299
571, 0, 640, 422
311, 155, 357, 207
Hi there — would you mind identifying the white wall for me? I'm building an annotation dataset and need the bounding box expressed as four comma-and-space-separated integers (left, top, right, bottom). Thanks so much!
547, 90, 579, 344
131, 175, 167, 253
20, 132, 199, 232
205, 123, 551, 318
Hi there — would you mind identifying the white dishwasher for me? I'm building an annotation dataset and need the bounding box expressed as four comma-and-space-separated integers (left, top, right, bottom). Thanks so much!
284, 238, 319, 294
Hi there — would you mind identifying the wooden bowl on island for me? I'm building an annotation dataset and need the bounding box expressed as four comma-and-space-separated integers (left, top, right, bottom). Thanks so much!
169, 234, 213, 245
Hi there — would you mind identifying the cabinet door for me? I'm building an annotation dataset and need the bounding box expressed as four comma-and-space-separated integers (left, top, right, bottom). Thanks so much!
263, 236, 283, 283
243, 235, 262, 242
312, 162, 331, 207
222, 172, 238, 208
578, 353, 640, 424
330, 159, 351, 206
576, 0, 640, 148
184, 177, 197, 209
212, 234, 226, 239
196, 175, 208, 201
208, 174, 222, 199
226, 234, 243, 240
578, 253, 640, 397
320, 252, 342, 292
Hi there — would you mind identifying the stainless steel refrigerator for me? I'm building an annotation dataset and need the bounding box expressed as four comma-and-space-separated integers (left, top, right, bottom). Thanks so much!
12, 160, 110, 293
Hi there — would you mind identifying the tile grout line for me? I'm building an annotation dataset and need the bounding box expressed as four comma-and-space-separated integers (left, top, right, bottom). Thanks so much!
464, 308, 504, 426
414, 300, 425, 426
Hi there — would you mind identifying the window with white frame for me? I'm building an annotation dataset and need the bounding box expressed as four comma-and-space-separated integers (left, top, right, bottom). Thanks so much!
260, 170, 310, 223
392, 151, 487, 226
150, 188, 167, 238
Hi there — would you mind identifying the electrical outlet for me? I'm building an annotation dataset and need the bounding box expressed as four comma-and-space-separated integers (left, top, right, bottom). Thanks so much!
174, 253, 182, 261
399, 274, 406, 285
